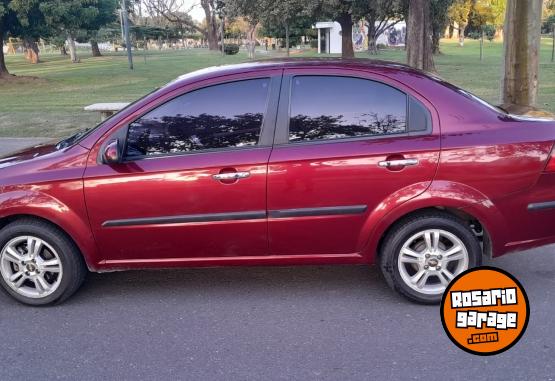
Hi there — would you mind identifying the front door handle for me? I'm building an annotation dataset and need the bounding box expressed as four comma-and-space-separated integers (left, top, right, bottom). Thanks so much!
212, 171, 251, 181
378, 159, 419, 168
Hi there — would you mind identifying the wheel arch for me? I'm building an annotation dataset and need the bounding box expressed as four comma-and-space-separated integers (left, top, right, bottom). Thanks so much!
0, 211, 99, 272
360, 181, 508, 263
374, 207, 493, 261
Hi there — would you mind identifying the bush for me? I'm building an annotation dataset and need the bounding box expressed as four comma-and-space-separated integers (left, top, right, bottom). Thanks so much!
467, 25, 496, 41
310, 40, 318, 49
542, 15, 555, 34
224, 44, 239, 55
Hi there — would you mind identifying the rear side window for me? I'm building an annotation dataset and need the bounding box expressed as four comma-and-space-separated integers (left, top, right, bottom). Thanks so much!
289, 76, 408, 143
125, 78, 270, 158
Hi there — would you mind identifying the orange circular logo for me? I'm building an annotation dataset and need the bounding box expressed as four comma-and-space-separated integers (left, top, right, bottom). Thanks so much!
440, 266, 529, 356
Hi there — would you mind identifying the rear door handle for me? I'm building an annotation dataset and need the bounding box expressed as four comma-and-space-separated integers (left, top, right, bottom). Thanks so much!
378, 159, 419, 168
212, 171, 251, 181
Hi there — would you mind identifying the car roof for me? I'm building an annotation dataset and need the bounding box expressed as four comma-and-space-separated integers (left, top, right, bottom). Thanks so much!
172, 58, 434, 85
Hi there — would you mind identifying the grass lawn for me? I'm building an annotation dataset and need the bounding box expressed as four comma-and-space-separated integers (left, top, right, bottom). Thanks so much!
1, 39, 554, 138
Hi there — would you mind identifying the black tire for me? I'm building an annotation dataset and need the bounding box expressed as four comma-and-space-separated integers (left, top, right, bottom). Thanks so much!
0, 218, 87, 306
379, 212, 481, 304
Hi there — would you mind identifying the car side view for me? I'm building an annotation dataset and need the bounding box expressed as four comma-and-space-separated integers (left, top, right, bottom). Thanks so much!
1, 59, 554, 306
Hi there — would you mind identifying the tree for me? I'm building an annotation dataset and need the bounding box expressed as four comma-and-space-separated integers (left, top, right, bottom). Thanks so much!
200, 0, 219, 50
406, 0, 435, 71
431, 0, 454, 54
332, 0, 367, 59
143, 0, 219, 50
0, 1, 15, 76
447, 0, 472, 46
9, 0, 50, 64
40, 0, 100, 63
0, 0, 51, 75
225, 0, 265, 58
501, 0, 543, 112
260, 15, 315, 52
87, 0, 118, 57
261, 0, 305, 56
306, 0, 368, 59
363, 0, 405, 55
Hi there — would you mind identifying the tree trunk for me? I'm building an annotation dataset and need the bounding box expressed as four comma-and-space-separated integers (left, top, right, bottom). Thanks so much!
448, 23, 455, 39
501, 0, 542, 111
432, 30, 440, 54
407, 0, 435, 71
285, 21, 290, 57
220, 15, 225, 55
200, 0, 219, 50
67, 33, 80, 63
0, 28, 10, 77
552, 25, 554, 63
60, 45, 68, 55
23, 39, 40, 64
91, 40, 102, 57
247, 23, 257, 59
458, 23, 467, 47
479, 29, 484, 61
366, 16, 378, 55
337, 13, 354, 59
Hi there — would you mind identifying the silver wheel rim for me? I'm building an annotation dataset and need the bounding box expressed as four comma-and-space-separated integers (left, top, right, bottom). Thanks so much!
0, 236, 63, 299
397, 229, 469, 296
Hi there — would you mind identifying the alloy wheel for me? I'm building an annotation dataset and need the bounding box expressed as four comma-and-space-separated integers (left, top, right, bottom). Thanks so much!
397, 229, 469, 295
0, 236, 63, 299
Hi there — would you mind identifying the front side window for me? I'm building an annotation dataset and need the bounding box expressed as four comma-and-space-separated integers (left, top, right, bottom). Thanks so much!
289, 76, 408, 143
125, 78, 270, 158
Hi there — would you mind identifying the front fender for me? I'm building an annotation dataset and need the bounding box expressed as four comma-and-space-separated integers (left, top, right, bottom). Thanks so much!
360, 180, 508, 262
0, 188, 100, 270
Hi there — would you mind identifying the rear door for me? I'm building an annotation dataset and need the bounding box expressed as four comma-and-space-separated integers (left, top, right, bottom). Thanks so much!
267, 69, 440, 256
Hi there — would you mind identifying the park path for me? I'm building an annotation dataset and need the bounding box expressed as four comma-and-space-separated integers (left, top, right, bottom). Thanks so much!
0, 137, 50, 156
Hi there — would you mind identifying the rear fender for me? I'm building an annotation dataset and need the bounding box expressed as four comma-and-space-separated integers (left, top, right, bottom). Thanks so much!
360, 181, 507, 262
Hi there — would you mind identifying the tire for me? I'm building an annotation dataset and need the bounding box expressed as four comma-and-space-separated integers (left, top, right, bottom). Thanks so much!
380, 212, 481, 304
0, 218, 87, 306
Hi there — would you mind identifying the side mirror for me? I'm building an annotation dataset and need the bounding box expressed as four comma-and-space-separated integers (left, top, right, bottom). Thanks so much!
102, 139, 121, 164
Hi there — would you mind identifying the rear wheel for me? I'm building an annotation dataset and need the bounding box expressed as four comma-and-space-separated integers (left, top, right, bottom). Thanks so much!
0, 219, 87, 306
380, 212, 481, 304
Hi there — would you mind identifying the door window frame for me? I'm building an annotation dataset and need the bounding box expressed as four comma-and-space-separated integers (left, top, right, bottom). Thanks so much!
273, 70, 435, 146
98, 73, 283, 164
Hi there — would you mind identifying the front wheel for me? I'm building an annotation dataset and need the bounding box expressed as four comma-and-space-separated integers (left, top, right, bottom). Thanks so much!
0, 219, 87, 306
380, 212, 482, 304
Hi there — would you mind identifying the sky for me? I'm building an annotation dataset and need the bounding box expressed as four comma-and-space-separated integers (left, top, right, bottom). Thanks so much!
183, 0, 205, 21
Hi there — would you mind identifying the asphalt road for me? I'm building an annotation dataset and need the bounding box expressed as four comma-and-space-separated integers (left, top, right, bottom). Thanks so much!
0, 138, 50, 156
0, 140, 554, 380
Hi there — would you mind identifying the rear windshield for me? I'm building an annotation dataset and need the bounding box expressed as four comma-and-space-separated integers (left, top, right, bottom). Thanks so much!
427, 73, 507, 115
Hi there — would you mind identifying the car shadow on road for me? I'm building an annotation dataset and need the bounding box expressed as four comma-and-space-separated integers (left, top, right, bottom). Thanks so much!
69, 264, 400, 305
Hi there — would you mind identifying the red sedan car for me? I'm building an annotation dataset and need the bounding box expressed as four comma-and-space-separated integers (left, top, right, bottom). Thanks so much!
1, 59, 554, 306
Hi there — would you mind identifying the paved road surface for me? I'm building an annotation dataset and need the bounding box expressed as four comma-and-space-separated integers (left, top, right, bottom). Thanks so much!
0, 138, 50, 156
0, 138, 553, 380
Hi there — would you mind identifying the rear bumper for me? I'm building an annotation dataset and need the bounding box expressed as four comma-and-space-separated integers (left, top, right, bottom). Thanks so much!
492, 173, 555, 256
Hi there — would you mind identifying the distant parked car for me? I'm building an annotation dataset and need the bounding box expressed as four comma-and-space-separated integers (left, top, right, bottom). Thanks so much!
1, 59, 554, 306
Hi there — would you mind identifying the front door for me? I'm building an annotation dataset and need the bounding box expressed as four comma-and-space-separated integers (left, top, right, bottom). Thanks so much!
267, 71, 440, 256
84, 75, 281, 264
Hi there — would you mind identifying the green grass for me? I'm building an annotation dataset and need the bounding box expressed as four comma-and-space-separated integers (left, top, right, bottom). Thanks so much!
1, 39, 554, 138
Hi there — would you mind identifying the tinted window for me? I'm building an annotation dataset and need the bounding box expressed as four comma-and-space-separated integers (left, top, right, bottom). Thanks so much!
125, 78, 270, 157
289, 76, 407, 142
408, 96, 432, 132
